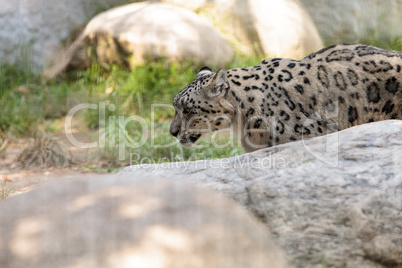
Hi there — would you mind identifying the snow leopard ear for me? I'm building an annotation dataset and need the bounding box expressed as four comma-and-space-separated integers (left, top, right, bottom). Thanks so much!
197, 66, 213, 77
206, 68, 228, 98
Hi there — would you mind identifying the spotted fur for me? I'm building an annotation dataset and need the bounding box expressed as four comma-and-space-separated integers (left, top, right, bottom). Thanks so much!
170, 44, 402, 152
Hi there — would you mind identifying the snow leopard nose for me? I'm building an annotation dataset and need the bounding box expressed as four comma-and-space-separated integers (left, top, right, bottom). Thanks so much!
170, 115, 180, 137
170, 128, 179, 137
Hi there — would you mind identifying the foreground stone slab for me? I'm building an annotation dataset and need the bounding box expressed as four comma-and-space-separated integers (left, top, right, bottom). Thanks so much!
0, 176, 289, 268
120, 120, 402, 267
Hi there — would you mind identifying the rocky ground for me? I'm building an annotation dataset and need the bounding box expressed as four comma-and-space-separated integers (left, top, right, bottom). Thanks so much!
0, 121, 111, 198
1, 120, 401, 268
119, 120, 402, 267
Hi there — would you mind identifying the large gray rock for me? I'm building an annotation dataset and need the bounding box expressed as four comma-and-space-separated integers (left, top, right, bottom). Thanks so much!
0, 0, 135, 72
160, 0, 323, 58
44, 3, 234, 78
0, 175, 290, 268
300, 0, 402, 44
120, 120, 402, 267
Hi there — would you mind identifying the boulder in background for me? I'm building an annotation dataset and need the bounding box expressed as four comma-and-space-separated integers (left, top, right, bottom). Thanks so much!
161, 0, 324, 58
0, 0, 137, 72
44, 3, 234, 78
300, 0, 402, 44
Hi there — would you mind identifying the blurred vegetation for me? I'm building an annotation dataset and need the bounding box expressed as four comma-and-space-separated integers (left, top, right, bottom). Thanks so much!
16, 134, 72, 169
0, 180, 12, 201
0, 38, 401, 170
0, 53, 258, 169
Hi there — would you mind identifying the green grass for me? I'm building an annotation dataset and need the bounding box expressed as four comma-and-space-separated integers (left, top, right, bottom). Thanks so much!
0, 180, 12, 201
76, 60, 201, 128
0, 55, 254, 168
0, 65, 75, 136
1, 38, 401, 169
93, 120, 243, 169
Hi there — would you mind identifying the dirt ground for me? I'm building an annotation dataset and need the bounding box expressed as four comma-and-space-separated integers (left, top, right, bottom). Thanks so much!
0, 119, 117, 198
0, 141, 107, 198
